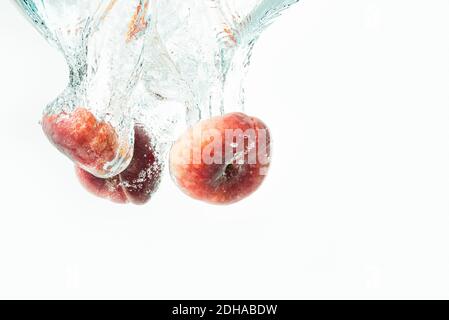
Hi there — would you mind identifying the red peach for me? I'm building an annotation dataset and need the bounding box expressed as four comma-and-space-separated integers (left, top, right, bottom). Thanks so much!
75, 167, 128, 204
42, 107, 119, 174
76, 124, 162, 205
169, 112, 271, 205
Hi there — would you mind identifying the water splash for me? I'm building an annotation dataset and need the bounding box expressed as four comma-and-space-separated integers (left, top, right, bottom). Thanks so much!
12, 0, 299, 178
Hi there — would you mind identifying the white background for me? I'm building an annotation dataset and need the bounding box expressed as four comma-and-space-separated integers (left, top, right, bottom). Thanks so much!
1, 0, 449, 299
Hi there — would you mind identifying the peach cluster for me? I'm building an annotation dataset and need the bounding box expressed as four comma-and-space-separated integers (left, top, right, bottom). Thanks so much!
12, 0, 299, 205
44, 107, 271, 205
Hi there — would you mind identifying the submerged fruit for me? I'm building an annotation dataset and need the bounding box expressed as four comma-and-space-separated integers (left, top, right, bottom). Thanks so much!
76, 124, 162, 205
169, 112, 271, 205
42, 107, 119, 175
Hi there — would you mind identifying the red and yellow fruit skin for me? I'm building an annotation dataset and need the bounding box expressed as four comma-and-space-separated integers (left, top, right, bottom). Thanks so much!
75, 167, 128, 204
169, 112, 271, 205
42, 107, 119, 175
76, 124, 162, 205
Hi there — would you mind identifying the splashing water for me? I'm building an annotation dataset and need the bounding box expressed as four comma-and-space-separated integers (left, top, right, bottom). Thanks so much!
12, 0, 299, 178
14, 0, 153, 178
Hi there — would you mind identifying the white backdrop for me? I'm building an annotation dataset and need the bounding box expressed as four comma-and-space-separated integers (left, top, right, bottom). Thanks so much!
1, 0, 449, 299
